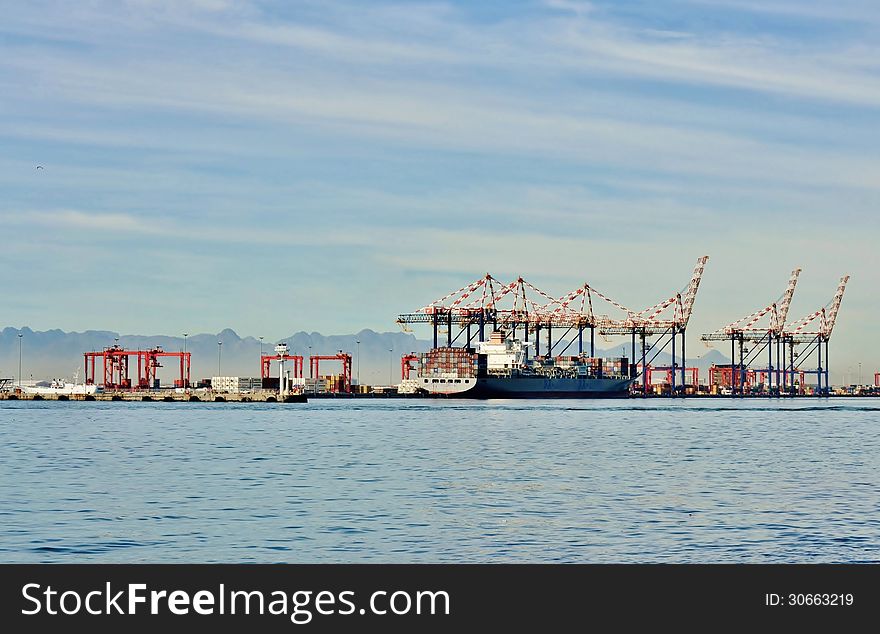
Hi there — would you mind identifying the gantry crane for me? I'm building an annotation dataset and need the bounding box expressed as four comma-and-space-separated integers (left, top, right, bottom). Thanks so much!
396, 256, 710, 396
545, 256, 709, 395
83, 345, 191, 390
396, 274, 568, 350
701, 267, 801, 396
781, 275, 849, 395
400, 353, 420, 380
309, 352, 352, 393
261, 343, 304, 394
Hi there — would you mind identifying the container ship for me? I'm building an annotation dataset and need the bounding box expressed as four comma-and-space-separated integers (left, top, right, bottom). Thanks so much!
410, 330, 634, 398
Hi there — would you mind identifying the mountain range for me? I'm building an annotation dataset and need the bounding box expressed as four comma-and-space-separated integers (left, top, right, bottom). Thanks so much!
0, 326, 731, 385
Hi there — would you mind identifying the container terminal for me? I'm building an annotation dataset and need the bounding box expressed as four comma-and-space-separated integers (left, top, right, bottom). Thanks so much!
0, 257, 867, 401
393, 257, 854, 398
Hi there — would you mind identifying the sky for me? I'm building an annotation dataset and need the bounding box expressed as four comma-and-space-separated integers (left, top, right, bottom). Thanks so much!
1, 0, 878, 380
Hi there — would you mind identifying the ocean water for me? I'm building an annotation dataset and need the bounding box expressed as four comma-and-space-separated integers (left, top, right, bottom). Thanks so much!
1, 399, 878, 563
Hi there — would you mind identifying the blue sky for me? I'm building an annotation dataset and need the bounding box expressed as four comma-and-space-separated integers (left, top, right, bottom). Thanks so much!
1, 0, 878, 377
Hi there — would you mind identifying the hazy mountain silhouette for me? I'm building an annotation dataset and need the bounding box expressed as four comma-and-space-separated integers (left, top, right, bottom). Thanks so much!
0, 326, 731, 385
0, 327, 431, 386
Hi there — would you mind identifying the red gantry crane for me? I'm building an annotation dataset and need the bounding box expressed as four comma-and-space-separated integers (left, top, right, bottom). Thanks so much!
309, 352, 352, 394
401, 353, 420, 381
261, 342, 304, 396
262, 350, 304, 385
84, 345, 191, 390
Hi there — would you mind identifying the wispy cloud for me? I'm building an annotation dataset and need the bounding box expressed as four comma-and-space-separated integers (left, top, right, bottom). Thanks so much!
13, 209, 156, 232
1, 207, 375, 248
6, 1, 880, 106
678, 0, 880, 26
0, 0, 877, 370
4, 48, 879, 195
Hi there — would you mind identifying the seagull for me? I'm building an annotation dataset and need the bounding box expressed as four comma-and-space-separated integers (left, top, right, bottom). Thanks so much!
36, 165, 44, 170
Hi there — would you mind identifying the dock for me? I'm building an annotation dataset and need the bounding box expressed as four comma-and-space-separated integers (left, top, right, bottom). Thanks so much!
0, 389, 432, 402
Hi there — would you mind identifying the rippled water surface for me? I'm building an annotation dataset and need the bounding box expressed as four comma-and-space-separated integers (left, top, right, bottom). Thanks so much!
1, 399, 878, 562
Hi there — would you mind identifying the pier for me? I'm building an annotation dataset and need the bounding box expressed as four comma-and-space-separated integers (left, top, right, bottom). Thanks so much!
0, 389, 429, 402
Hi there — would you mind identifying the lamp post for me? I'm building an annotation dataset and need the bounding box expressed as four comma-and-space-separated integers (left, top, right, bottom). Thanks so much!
112, 337, 120, 389
356, 340, 360, 387
389, 348, 393, 386
308, 345, 312, 378
218, 341, 222, 377
259, 336, 264, 384
18, 332, 23, 388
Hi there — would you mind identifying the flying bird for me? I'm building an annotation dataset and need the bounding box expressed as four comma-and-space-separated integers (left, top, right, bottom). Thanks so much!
36, 165, 44, 170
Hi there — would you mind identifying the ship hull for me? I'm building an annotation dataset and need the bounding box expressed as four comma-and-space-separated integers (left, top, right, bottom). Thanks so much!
434, 376, 634, 399
24, 384, 98, 396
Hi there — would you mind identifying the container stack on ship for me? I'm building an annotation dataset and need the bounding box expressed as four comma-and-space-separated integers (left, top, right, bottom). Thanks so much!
417, 347, 478, 395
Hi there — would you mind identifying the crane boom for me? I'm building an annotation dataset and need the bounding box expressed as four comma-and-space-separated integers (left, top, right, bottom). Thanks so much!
772, 267, 801, 333
821, 275, 850, 338
679, 255, 709, 328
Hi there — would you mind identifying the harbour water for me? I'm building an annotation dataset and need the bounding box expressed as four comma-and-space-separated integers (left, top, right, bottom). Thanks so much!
1, 399, 878, 563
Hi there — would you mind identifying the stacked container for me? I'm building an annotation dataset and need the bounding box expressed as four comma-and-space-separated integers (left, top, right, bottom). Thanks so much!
420, 347, 477, 378
602, 357, 629, 377
555, 356, 578, 368
580, 357, 602, 376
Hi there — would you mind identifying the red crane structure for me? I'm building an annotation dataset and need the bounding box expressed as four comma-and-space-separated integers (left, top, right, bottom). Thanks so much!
401, 353, 420, 380
646, 365, 699, 390
709, 365, 757, 391
84, 345, 191, 390
261, 353, 303, 381
752, 369, 808, 394
309, 352, 352, 393
260, 343, 305, 395
874, 372, 879, 388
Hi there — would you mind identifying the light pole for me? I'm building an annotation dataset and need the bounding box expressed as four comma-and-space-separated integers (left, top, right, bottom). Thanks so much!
389, 348, 393, 386
259, 336, 264, 383
18, 332, 23, 388
356, 340, 360, 387
183, 333, 188, 390
308, 345, 312, 378
859, 363, 862, 386
112, 337, 120, 388
218, 341, 222, 376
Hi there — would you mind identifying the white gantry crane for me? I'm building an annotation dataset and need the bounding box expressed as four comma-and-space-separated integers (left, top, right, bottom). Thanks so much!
700, 267, 801, 396
782, 275, 850, 395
